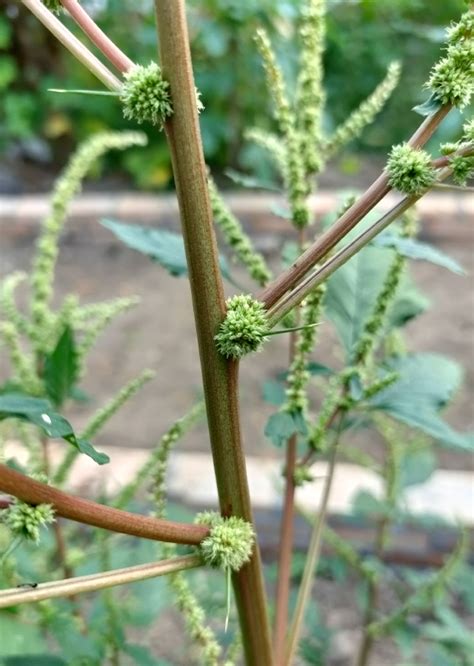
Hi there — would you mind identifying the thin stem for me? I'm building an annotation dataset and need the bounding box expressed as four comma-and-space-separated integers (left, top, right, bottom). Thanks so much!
153, 3, 273, 663
273, 227, 305, 663
0, 554, 201, 608
62, 0, 134, 73
355, 422, 400, 666
260, 105, 450, 310
0, 464, 208, 546
274, 434, 297, 662
284, 417, 343, 666
21, 0, 121, 91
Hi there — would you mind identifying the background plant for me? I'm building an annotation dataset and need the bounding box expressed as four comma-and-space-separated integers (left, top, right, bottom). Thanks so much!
0, 1, 473, 665
0, 0, 466, 190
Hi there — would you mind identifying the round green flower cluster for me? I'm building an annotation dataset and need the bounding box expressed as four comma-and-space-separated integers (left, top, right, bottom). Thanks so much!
3, 500, 55, 543
451, 154, 474, 186
196, 512, 255, 572
120, 63, 173, 128
387, 143, 436, 195
463, 118, 474, 143
427, 9, 473, 109
215, 295, 268, 359
42, 0, 63, 13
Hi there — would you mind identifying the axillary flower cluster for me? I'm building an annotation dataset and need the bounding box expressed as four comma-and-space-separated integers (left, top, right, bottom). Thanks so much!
427, 9, 474, 110
195, 511, 255, 573
3, 499, 55, 544
215, 295, 268, 360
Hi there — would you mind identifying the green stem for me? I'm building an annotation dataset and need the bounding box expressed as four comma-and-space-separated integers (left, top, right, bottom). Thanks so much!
284, 417, 343, 666
153, 3, 273, 663
355, 421, 400, 666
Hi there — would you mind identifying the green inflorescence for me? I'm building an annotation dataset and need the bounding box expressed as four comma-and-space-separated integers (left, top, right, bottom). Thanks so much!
215, 295, 268, 359
164, 557, 222, 665
54, 369, 156, 486
30, 132, 146, 351
451, 153, 474, 185
325, 62, 401, 159
387, 143, 436, 195
42, 0, 63, 13
208, 178, 272, 287
285, 284, 326, 414
463, 117, 474, 142
426, 9, 474, 109
120, 62, 173, 128
3, 499, 55, 544
0, 321, 43, 395
255, 28, 310, 227
196, 512, 255, 572
297, 0, 326, 174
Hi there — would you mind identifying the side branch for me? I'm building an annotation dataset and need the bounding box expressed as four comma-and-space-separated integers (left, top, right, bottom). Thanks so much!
0, 464, 208, 546
0, 554, 202, 608
61, 0, 134, 73
21, 0, 121, 90
260, 105, 450, 310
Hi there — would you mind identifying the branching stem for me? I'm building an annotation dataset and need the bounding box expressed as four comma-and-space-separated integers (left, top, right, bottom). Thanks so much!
21, 0, 121, 90
62, 0, 134, 73
0, 464, 208, 545
260, 105, 450, 311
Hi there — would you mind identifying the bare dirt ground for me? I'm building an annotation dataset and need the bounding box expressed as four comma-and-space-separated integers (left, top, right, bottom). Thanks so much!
1, 194, 473, 470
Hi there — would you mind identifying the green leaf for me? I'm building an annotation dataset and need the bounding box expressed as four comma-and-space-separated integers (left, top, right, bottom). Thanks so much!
264, 410, 307, 447
370, 354, 473, 450
372, 233, 465, 275
0, 393, 109, 464
413, 92, 443, 117
324, 246, 428, 359
123, 644, 161, 666
262, 380, 286, 406
0, 616, 46, 657
351, 490, 390, 519
306, 362, 334, 377
44, 326, 79, 407
101, 219, 234, 282
399, 448, 436, 488
0, 394, 50, 414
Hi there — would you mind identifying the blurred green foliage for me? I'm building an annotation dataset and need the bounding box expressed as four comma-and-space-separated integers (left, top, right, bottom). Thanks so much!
0, 0, 466, 189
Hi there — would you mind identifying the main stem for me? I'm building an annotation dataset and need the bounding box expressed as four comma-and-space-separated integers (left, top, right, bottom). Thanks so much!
153, 3, 272, 663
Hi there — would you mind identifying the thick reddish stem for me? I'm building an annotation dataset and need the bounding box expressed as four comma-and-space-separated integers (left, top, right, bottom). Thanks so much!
0, 464, 208, 546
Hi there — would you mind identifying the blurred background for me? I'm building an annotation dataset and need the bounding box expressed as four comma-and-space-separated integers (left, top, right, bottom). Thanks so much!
0, 0, 467, 192
0, 2, 473, 664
